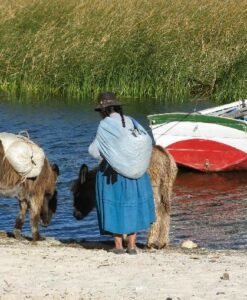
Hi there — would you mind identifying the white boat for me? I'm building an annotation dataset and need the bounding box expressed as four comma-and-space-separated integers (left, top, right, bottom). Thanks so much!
148, 99, 247, 172
199, 99, 247, 119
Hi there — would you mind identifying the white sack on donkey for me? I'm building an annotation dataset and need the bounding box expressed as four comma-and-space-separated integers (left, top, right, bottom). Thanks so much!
0, 132, 45, 178
95, 117, 153, 179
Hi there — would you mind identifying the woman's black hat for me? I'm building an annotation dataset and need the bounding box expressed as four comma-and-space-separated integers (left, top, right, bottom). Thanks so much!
94, 92, 122, 111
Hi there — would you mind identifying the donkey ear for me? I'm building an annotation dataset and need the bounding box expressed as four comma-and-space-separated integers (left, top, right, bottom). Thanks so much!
52, 163, 60, 176
80, 164, 88, 184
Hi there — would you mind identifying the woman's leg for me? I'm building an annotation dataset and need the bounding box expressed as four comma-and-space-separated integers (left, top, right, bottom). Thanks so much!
127, 233, 137, 249
126, 233, 137, 254
113, 234, 124, 249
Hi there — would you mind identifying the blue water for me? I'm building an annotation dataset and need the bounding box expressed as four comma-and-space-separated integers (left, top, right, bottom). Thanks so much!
0, 98, 246, 249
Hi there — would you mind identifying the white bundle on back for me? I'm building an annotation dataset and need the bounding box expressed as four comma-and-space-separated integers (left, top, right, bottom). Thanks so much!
95, 117, 152, 179
0, 132, 45, 178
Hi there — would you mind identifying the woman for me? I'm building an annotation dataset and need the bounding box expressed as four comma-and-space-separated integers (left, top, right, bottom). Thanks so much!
88, 92, 155, 254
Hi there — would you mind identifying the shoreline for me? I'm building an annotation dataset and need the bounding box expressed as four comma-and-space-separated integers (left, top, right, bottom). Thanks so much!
0, 232, 246, 300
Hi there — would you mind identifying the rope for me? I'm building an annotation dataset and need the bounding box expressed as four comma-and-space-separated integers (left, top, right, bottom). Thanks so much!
149, 111, 195, 138
148, 99, 210, 138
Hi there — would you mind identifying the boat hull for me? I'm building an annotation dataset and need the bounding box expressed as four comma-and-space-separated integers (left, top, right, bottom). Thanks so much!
148, 113, 247, 172
166, 139, 247, 172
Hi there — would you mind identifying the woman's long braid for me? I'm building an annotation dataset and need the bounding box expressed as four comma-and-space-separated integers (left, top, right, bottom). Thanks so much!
118, 107, 126, 128
103, 106, 126, 128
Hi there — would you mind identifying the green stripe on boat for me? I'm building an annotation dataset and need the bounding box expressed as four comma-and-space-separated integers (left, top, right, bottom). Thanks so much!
148, 113, 247, 132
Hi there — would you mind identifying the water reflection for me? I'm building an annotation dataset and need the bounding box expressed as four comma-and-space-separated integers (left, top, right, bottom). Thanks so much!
0, 98, 246, 249
172, 171, 247, 249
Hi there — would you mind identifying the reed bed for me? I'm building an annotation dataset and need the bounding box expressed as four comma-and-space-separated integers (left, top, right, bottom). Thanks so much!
0, 0, 246, 102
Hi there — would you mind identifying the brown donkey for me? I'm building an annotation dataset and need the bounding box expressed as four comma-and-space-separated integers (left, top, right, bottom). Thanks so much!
72, 145, 177, 248
0, 141, 59, 241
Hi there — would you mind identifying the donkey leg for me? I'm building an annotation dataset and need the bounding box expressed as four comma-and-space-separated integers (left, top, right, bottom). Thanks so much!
30, 198, 44, 241
147, 186, 161, 248
157, 188, 172, 248
147, 202, 168, 249
157, 210, 170, 248
147, 220, 160, 248
147, 205, 170, 249
13, 199, 28, 239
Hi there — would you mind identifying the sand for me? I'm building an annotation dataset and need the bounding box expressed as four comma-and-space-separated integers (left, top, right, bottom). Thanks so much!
0, 232, 246, 300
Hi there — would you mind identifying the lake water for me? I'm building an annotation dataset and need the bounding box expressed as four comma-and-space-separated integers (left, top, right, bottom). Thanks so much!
0, 97, 246, 250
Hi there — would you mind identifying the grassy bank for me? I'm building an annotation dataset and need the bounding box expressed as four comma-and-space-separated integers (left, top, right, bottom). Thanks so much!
0, 0, 246, 102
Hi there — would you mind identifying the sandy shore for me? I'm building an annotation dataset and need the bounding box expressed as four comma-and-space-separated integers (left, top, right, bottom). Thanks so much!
0, 232, 246, 300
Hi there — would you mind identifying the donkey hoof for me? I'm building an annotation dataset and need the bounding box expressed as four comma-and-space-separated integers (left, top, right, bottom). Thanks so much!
32, 233, 46, 242
13, 229, 24, 240
147, 241, 167, 249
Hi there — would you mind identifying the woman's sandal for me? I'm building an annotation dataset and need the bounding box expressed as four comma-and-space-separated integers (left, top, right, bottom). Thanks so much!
108, 248, 126, 254
126, 248, 137, 255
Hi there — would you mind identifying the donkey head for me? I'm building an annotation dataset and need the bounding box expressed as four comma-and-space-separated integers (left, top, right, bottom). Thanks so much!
40, 163, 59, 227
72, 164, 96, 220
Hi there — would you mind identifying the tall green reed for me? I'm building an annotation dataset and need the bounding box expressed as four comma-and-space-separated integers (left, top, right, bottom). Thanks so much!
0, 0, 246, 102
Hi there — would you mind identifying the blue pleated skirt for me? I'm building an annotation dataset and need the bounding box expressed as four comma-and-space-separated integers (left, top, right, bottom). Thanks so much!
95, 161, 155, 235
